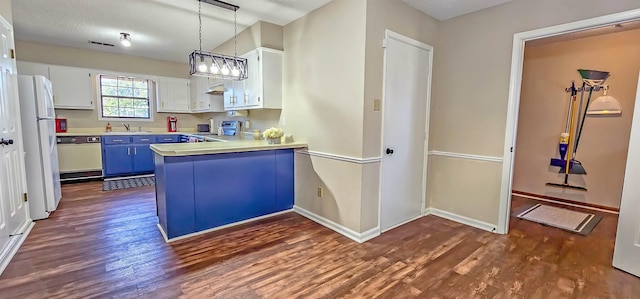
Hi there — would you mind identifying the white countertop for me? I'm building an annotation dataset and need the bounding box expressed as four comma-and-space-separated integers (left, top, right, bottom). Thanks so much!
150, 140, 307, 156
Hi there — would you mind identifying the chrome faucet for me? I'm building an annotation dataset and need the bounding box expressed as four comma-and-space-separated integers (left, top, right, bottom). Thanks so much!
122, 123, 131, 132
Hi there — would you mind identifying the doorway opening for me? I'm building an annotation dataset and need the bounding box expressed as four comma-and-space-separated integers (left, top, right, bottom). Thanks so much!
499, 9, 640, 278
511, 22, 640, 214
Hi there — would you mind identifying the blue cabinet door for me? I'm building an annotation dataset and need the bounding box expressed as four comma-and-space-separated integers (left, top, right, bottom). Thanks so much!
133, 144, 154, 173
275, 149, 294, 211
193, 151, 277, 231
103, 145, 133, 176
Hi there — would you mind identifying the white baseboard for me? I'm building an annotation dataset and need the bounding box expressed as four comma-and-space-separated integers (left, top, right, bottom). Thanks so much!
425, 208, 497, 233
158, 209, 293, 243
381, 214, 423, 233
293, 206, 380, 243
0, 221, 35, 276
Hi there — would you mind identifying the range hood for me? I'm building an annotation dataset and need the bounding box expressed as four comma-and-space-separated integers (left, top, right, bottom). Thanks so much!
205, 83, 225, 95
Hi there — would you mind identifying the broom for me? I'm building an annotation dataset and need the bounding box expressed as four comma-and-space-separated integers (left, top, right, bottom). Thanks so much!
546, 82, 587, 191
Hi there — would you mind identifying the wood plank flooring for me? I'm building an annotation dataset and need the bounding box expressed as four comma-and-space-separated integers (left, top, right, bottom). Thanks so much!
1, 182, 639, 298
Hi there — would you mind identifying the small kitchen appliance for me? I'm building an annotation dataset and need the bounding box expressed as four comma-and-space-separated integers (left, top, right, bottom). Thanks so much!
221, 120, 241, 136
55, 117, 67, 133
197, 123, 210, 133
167, 116, 178, 132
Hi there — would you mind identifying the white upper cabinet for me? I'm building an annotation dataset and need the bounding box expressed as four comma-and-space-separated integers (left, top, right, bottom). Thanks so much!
48, 65, 94, 110
224, 47, 283, 111
223, 79, 245, 110
190, 76, 224, 113
156, 77, 190, 113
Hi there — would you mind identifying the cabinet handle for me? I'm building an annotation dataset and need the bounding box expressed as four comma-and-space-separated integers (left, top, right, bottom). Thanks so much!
134, 147, 137, 155
163, 138, 172, 141
113, 139, 123, 142
127, 148, 130, 156
141, 138, 150, 141
258, 96, 261, 102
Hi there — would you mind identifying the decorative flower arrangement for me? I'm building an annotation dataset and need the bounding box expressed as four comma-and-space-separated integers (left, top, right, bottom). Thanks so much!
263, 127, 284, 140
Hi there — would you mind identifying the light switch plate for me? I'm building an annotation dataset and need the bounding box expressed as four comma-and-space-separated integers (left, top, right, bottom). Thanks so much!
373, 99, 381, 111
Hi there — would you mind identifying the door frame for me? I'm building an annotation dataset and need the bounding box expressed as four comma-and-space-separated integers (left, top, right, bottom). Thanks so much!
378, 29, 434, 233
498, 8, 640, 234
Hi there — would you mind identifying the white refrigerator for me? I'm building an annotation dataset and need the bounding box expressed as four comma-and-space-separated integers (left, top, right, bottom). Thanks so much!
18, 75, 62, 220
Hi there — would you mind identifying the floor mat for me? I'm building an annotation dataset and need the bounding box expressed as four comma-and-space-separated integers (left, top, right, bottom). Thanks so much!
103, 176, 155, 191
516, 203, 602, 235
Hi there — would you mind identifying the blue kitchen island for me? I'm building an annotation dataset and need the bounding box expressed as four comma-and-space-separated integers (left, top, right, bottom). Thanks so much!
151, 139, 307, 241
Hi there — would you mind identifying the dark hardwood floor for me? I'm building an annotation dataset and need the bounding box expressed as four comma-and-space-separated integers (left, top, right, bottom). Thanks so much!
1, 182, 638, 298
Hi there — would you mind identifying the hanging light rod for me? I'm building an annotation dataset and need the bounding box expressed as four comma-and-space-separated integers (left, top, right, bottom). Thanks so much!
198, 0, 239, 12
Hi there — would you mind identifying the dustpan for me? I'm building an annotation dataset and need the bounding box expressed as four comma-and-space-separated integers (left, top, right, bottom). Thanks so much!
587, 86, 621, 115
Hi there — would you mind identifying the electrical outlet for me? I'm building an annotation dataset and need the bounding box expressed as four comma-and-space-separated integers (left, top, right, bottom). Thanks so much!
373, 99, 381, 111
317, 187, 323, 198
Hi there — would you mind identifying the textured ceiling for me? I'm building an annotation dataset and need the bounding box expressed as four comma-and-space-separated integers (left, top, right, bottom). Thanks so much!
12, 0, 333, 63
402, 0, 515, 21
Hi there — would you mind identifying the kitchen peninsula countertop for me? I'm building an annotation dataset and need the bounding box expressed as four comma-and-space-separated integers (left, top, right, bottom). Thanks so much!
150, 139, 307, 156
56, 130, 197, 137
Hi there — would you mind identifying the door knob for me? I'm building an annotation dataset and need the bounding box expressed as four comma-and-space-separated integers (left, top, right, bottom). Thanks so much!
0, 138, 13, 146
386, 148, 394, 155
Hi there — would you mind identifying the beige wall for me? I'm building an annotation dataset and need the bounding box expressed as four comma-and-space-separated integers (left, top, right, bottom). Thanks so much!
15, 40, 214, 132
359, 0, 440, 231
363, 0, 439, 158
431, 0, 640, 225
0, 0, 11, 24
428, 156, 503, 225
295, 153, 364, 231
283, 0, 366, 158
285, 0, 440, 233
213, 21, 283, 56
284, 0, 367, 232
16, 41, 188, 78
513, 29, 640, 209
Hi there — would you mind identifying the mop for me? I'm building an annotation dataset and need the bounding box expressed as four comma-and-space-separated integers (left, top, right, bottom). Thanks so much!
562, 86, 594, 174
547, 69, 610, 191
547, 81, 587, 191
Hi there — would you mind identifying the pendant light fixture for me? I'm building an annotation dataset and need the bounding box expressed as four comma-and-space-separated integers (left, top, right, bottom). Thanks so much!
189, 0, 247, 80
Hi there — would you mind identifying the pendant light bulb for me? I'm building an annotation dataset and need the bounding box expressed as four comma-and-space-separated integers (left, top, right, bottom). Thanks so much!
210, 62, 219, 74
198, 61, 208, 73
231, 66, 240, 77
221, 64, 230, 75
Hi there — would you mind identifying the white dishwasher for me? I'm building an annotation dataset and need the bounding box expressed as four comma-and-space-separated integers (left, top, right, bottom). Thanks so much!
57, 136, 103, 181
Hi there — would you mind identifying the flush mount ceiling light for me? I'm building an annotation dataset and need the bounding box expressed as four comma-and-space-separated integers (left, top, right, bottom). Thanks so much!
120, 32, 132, 47
189, 0, 247, 80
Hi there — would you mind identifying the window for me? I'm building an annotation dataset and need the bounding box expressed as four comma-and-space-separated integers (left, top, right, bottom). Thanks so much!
100, 75, 151, 119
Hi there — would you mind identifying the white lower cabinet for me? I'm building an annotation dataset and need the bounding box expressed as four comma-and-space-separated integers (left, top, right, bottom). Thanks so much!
156, 77, 190, 113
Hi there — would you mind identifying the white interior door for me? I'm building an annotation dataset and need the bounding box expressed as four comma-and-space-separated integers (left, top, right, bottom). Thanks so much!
612, 71, 640, 278
0, 18, 29, 249
380, 31, 432, 232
